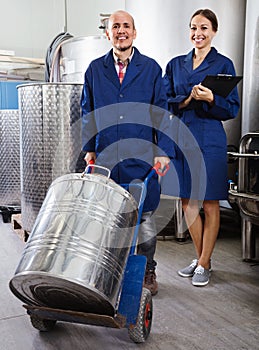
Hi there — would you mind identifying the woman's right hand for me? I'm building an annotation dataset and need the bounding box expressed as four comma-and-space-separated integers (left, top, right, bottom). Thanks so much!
179, 94, 193, 109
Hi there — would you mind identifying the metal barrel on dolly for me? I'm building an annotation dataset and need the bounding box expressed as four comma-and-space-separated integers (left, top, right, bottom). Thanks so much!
9, 161, 168, 343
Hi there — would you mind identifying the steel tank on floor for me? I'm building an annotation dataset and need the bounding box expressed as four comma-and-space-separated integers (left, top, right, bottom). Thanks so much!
9, 172, 138, 316
18, 83, 83, 233
0, 109, 20, 206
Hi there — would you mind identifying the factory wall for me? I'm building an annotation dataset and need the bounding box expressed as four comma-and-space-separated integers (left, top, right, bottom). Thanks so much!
1, 0, 258, 138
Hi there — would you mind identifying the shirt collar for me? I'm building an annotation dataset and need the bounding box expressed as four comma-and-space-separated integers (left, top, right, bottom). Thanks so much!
113, 48, 134, 65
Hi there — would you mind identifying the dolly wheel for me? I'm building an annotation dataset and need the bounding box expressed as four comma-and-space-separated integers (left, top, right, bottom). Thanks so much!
128, 287, 153, 343
30, 315, 56, 331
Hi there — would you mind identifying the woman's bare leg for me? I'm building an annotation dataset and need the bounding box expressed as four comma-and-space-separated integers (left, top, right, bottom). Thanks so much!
181, 198, 203, 258
198, 200, 220, 269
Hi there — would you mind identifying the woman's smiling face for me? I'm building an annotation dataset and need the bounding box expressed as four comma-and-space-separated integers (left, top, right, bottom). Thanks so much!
189, 14, 216, 49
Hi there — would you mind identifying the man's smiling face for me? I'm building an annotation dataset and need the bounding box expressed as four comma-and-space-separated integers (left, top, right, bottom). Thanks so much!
106, 11, 136, 52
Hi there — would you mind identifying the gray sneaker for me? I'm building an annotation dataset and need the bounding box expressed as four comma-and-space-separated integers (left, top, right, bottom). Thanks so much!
178, 259, 198, 277
192, 265, 210, 286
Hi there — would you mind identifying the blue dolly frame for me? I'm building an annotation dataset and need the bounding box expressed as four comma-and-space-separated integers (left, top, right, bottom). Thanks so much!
22, 161, 169, 343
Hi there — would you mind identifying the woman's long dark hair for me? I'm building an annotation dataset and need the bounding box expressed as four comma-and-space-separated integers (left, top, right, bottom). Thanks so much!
190, 8, 218, 32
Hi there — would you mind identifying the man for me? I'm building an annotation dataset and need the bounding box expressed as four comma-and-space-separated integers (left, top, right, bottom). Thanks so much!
81, 10, 174, 295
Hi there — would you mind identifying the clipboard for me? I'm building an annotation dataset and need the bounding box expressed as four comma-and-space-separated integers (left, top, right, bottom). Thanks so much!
201, 75, 242, 98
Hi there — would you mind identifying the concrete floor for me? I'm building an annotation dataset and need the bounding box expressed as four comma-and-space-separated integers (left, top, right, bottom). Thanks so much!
1, 204, 259, 350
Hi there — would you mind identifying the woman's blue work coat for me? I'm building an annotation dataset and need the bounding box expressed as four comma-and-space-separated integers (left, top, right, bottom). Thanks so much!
163, 47, 240, 200
81, 47, 175, 211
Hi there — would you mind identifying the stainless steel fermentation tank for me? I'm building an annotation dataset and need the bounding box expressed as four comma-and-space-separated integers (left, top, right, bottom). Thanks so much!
18, 83, 83, 233
0, 109, 20, 206
125, 0, 246, 240
229, 132, 259, 260
58, 36, 111, 83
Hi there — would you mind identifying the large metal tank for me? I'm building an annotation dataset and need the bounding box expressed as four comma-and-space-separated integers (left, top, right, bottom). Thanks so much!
9, 172, 138, 316
125, 0, 246, 234
60, 35, 111, 83
126, 0, 245, 182
0, 109, 20, 206
241, 0, 259, 134
18, 83, 83, 233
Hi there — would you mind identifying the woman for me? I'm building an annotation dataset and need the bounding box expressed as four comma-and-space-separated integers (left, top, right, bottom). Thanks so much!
163, 8, 240, 286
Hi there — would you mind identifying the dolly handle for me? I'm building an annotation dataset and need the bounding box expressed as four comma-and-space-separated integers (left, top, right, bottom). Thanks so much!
129, 161, 170, 256
153, 161, 170, 176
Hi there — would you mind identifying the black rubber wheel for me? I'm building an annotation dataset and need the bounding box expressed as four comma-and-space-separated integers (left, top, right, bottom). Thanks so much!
128, 287, 153, 343
30, 315, 57, 331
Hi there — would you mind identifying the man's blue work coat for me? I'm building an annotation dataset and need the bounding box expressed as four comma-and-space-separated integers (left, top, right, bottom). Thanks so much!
81, 47, 175, 211
163, 47, 240, 200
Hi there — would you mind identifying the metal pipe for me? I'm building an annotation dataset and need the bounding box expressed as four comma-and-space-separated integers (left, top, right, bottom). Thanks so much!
64, 0, 68, 32
242, 220, 256, 261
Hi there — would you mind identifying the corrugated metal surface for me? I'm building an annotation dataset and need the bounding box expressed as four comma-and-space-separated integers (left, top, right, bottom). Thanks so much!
0, 109, 20, 206
18, 83, 83, 232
